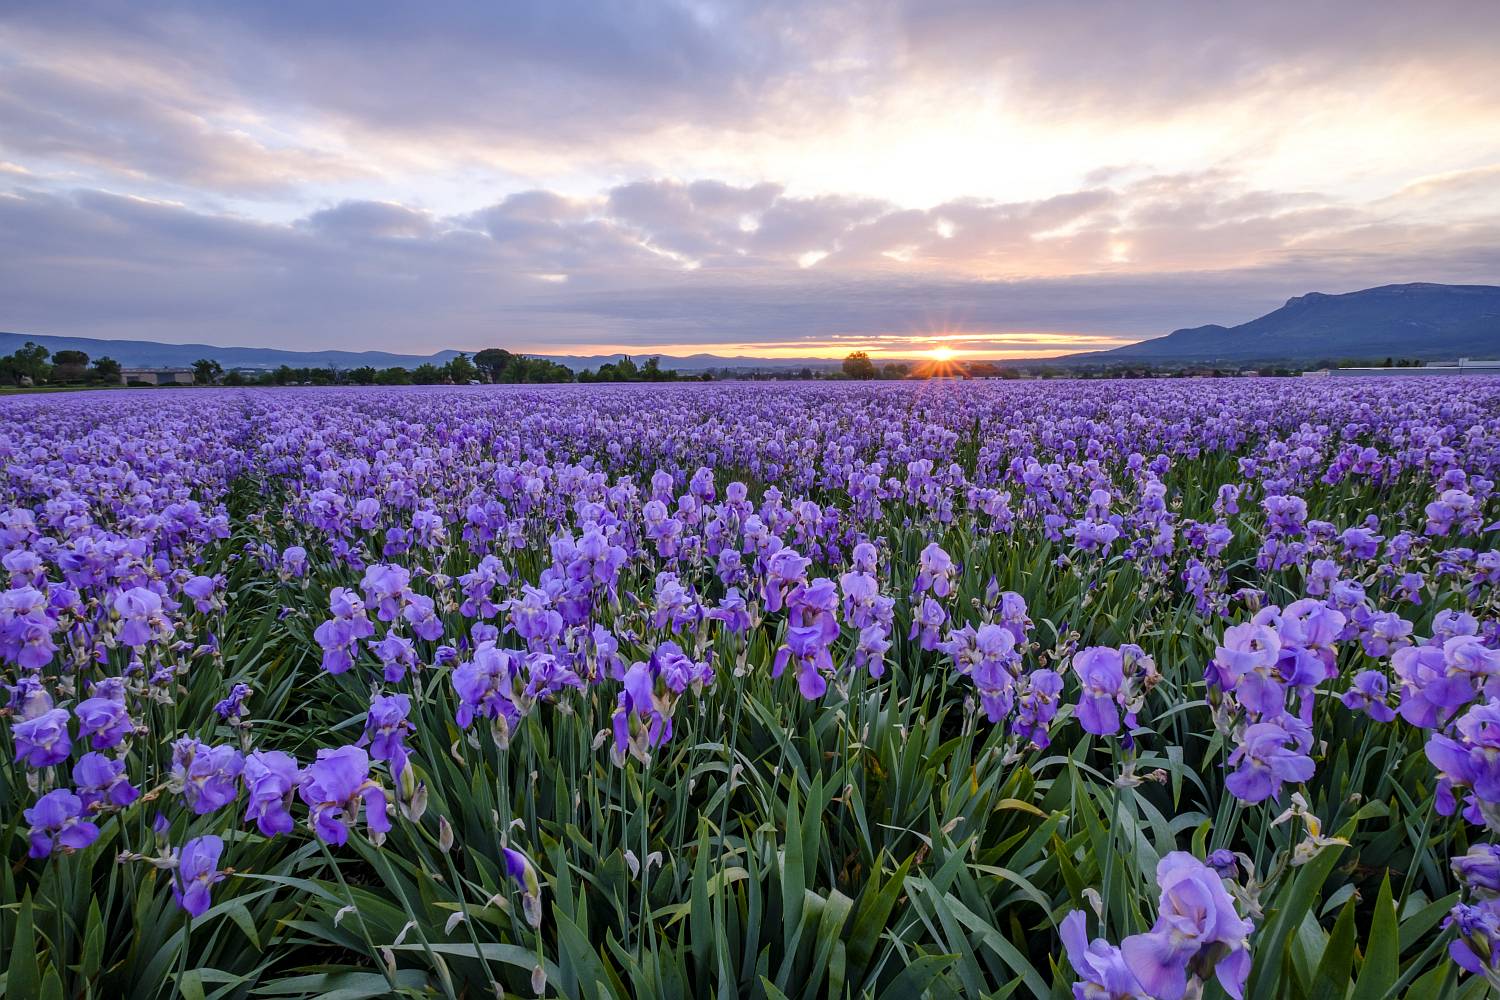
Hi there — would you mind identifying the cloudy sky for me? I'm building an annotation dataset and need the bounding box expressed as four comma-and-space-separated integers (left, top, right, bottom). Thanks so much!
3, 1, 1498, 359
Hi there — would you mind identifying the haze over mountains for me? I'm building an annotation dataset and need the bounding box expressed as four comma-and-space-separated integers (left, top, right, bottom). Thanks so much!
3, 283, 1497, 372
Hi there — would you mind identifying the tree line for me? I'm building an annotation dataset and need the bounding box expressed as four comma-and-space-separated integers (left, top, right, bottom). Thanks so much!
0, 343, 122, 386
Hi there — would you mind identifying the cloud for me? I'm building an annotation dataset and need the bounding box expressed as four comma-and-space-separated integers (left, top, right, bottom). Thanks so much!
1, 173, 1496, 356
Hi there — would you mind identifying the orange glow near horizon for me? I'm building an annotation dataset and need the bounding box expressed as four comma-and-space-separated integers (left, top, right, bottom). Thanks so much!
505, 331, 1138, 361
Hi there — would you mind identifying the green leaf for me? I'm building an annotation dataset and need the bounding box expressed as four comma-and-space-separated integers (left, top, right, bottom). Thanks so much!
1308, 897, 1358, 1000
875, 954, 958, 1000
8, 890, 40, 1000
1352, 873, 1398, 1000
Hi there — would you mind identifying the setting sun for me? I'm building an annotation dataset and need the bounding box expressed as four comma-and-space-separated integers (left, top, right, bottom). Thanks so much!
928, 346, 956, 362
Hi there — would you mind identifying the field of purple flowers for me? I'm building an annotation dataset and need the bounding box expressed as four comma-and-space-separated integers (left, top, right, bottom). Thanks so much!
4, 379, 1500, 999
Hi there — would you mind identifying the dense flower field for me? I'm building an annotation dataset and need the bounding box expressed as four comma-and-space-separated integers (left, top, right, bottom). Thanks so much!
4, 379, 1500, 999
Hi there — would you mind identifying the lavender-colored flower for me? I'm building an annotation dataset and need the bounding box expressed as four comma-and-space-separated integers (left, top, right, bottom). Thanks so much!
1120, 852, 1254, 1000
908, 596, 947, 651
298, 745, 390, 845
1072, 647, 1125, 736
14, 707, 72, 767
914, 542, 955, 598
171, 835, 226, 918
171, 737, 244, 814
25, 788, 100, 858
76, 678, 134, 748
451, 641, 522, 730
363, 692, 414, 777
1060, 910, 1146, 999
1341, 670, 1396, 723
1014, 669, 1063, 748
73, 751, 139, 809
1225, 718, 1315, 803
114, 586, 171, 647
214, 682, 252, 721
242, 749, 298, 837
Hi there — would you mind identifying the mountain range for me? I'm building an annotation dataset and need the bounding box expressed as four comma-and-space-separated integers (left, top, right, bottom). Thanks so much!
1062, 282, 1500, 365
3, 282, 1497, 371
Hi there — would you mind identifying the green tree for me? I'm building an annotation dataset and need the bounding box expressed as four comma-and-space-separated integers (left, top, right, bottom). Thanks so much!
376, 367, 411, 385
348, 366, 378, 385
474, 349, 514, 382
51, 349, 90, 381
192, 358, 224, 385
1, 341, 51, 384
842, 351, 877, 380
90, 356, 122, 384
447, 353, 478, 383
410, 363, 445, 384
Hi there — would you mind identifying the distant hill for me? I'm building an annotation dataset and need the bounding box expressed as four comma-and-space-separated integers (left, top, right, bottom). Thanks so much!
1064, 283, 1500, 364
8, 282, 1496, 372
0, 332, 466, 371
0, 332, 842, 373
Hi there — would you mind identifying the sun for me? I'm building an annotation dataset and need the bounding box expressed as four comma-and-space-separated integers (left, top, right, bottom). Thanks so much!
928, 346, 955, 362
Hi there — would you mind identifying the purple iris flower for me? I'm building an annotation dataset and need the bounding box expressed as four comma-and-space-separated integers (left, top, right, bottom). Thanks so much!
76, 680, 134, 749
14, 707, 72, 767
114, 587, 170, 647
1341, 670, 1396, 723
370, 633, 417, 683
1060, 910, 1145, 999
362, 692, 414, 778
213, 682, 252, 721
171, 737, 245, 814
908, 596, 946, 651
242, 749, 298, 837
1225, 719, 1315, 803
25, 788, 100, 858
1072, 647, 1125, 735
451, 641, 522, 730
298, 745, 390, 845
1014, 669, 1063, 748
1119, 852, 1254, 1000
73, 751, 139, 809
171, 835, 226, 918
914, 542, 955, 598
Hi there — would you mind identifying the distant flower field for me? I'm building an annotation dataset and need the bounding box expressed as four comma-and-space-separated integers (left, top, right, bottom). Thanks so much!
5, 379, 1500, 999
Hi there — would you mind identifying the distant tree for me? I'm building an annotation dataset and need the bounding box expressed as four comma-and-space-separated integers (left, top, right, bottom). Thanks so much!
272, 365, 296, 386
447, 353, 478, 383
411, 363, 445, 384
51, 349, 90, 381
309, 367, 338, 385
842, 351, 877, 380
376, 367, 411, 385
90, 356, 122, 384
192, 358, 224, 385
223, 369, 247, 386
474, 348, 514, 382
348, 366, 378, 385
880, 362, 909, 380
1, 342, 50, 385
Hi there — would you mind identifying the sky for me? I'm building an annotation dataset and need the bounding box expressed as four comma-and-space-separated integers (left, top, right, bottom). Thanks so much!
2, 0, 1499, 361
